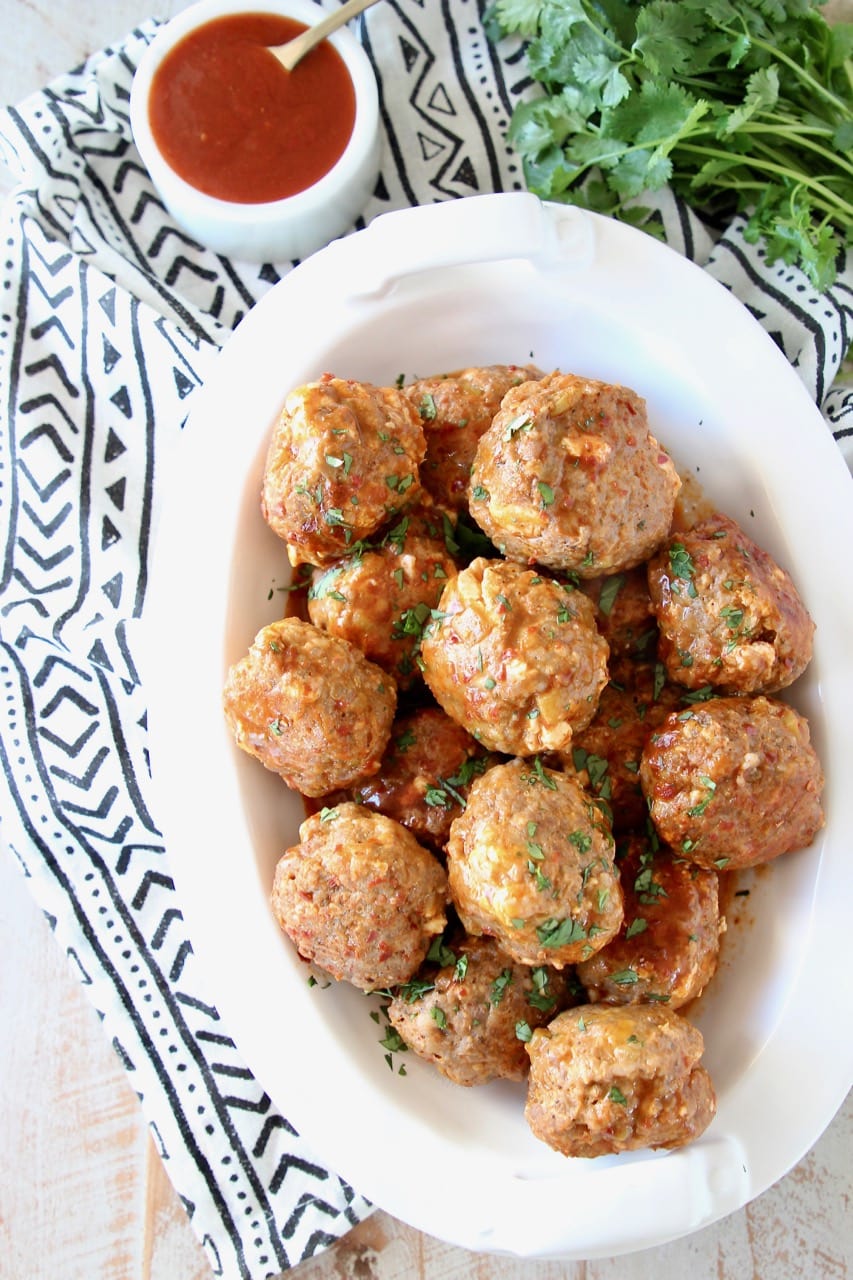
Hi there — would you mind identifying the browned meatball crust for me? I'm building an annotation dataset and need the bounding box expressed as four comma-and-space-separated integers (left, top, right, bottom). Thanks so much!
307, 534, 457, 688
222, 617, 396, 797
468, 372, 680, 576
405, 363, 544, 513
525, 1004, 716, 1157
446, 758, 622, 969
271, 803, 448, 991
646, 513, 814, 694
261, 375, 426, 567
387, 934, 567, 1086
339, 706, 494, 852
421, 557, 609, 756
560, 661, 685, 833
576, 832, 723, 1009
640, 695, 824, 870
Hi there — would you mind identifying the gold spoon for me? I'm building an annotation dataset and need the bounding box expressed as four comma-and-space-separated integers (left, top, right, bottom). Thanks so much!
269, 0, 383, 73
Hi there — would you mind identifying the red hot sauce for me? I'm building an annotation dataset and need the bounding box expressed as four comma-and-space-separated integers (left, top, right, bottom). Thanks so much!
148, 13, 357, 204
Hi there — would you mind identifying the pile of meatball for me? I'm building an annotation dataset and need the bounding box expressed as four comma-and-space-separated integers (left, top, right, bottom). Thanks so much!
222, 364, 824, 1159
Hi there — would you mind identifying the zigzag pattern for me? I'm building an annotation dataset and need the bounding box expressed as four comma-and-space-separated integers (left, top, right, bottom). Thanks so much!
0, 197, 371, 1275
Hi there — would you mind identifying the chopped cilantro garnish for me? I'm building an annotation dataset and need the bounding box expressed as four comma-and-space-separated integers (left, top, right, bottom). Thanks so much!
490, 968, 514, 1005
536, 917, 587, 947
392, 601, 432, 640
418, 393, 437, 421
522, 757, 558, 789
669, 543, 696, 583
503, 412, 533, 439
569, 829, 593, 856
597, 573, 625, 617
687, 775, 717, 817
527, 967, 557, 1012
427, 936, 457, 967
396, 978, 435, 1003
609, 968, 639, 985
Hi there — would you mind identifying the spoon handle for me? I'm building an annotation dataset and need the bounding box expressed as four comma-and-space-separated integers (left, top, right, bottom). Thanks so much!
271, 0, 383, 72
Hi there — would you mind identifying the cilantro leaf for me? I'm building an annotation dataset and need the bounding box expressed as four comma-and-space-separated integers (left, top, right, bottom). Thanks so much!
489, 0, 853, 288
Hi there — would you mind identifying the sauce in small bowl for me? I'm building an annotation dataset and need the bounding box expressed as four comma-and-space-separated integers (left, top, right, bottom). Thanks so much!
130, 0, 380, 262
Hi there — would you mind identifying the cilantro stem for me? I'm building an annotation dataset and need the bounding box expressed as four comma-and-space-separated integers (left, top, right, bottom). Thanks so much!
721, 22, 849, 117
676, 141, 853, 220
738, 124, 853, 182
491, 0, 852, 289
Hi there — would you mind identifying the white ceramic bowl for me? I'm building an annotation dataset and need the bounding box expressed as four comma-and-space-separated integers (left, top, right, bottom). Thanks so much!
142, 194, 853, 1259
129, 0, 380, 262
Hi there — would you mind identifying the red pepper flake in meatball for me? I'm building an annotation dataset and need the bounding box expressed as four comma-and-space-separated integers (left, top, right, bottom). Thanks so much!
639, 694, 824, 870
525, 1003, 716, 1157
271, 803, 448, 991
386, 932, 571, 1086
446, 758, 623, 969
261, 375, 426, 567
575, 830, 724, 1009
330, 705, 494, 852
307, 533, 457, 689
467, 372, 680, 576
420, 556, 609, 757
222, 616, 396, 796
646, 512, 814, 694
403, 363, 544, 514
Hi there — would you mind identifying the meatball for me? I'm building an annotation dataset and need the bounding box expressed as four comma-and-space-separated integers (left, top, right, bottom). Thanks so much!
446, 758, 623, 969
525, 1003, 716, 1157
222, 617, 396, 797
646, 513, 815, 694
271, 803, 448, 991
387, 933, 567, 1086
576, 832, 723, 1009
580, 566, 658, 661
640, 695, 824, 870
560, 660, 685, 833
468, 372, 680, 576
307, 534, 457, 688
339, 706, 494, 852
404, 363, 544, 513
420, 557, 609, 756
261, 375, 426, 567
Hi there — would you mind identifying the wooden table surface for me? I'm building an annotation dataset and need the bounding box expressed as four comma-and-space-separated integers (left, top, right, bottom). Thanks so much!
1, 3, 851, 1278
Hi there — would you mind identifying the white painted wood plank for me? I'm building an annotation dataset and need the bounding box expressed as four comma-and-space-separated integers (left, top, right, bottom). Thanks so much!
0, 850, 145, 1280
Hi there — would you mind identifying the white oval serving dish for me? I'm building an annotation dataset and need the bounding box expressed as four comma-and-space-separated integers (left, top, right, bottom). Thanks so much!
142, 193, 853, 1259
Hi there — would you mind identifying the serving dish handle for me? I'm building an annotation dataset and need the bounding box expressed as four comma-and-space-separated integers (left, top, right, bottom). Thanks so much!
338, 192, 594, 297
473, 1132, 753, 1260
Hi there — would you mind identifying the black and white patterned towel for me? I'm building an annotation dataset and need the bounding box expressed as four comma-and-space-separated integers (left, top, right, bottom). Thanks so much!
1, 5, 851, 1279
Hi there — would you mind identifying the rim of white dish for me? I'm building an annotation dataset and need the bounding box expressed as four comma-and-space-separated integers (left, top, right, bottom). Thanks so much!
141, 193, 853, 1261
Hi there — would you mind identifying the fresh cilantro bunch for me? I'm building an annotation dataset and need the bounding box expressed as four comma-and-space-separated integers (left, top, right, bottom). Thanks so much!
487, 0, 853, 289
